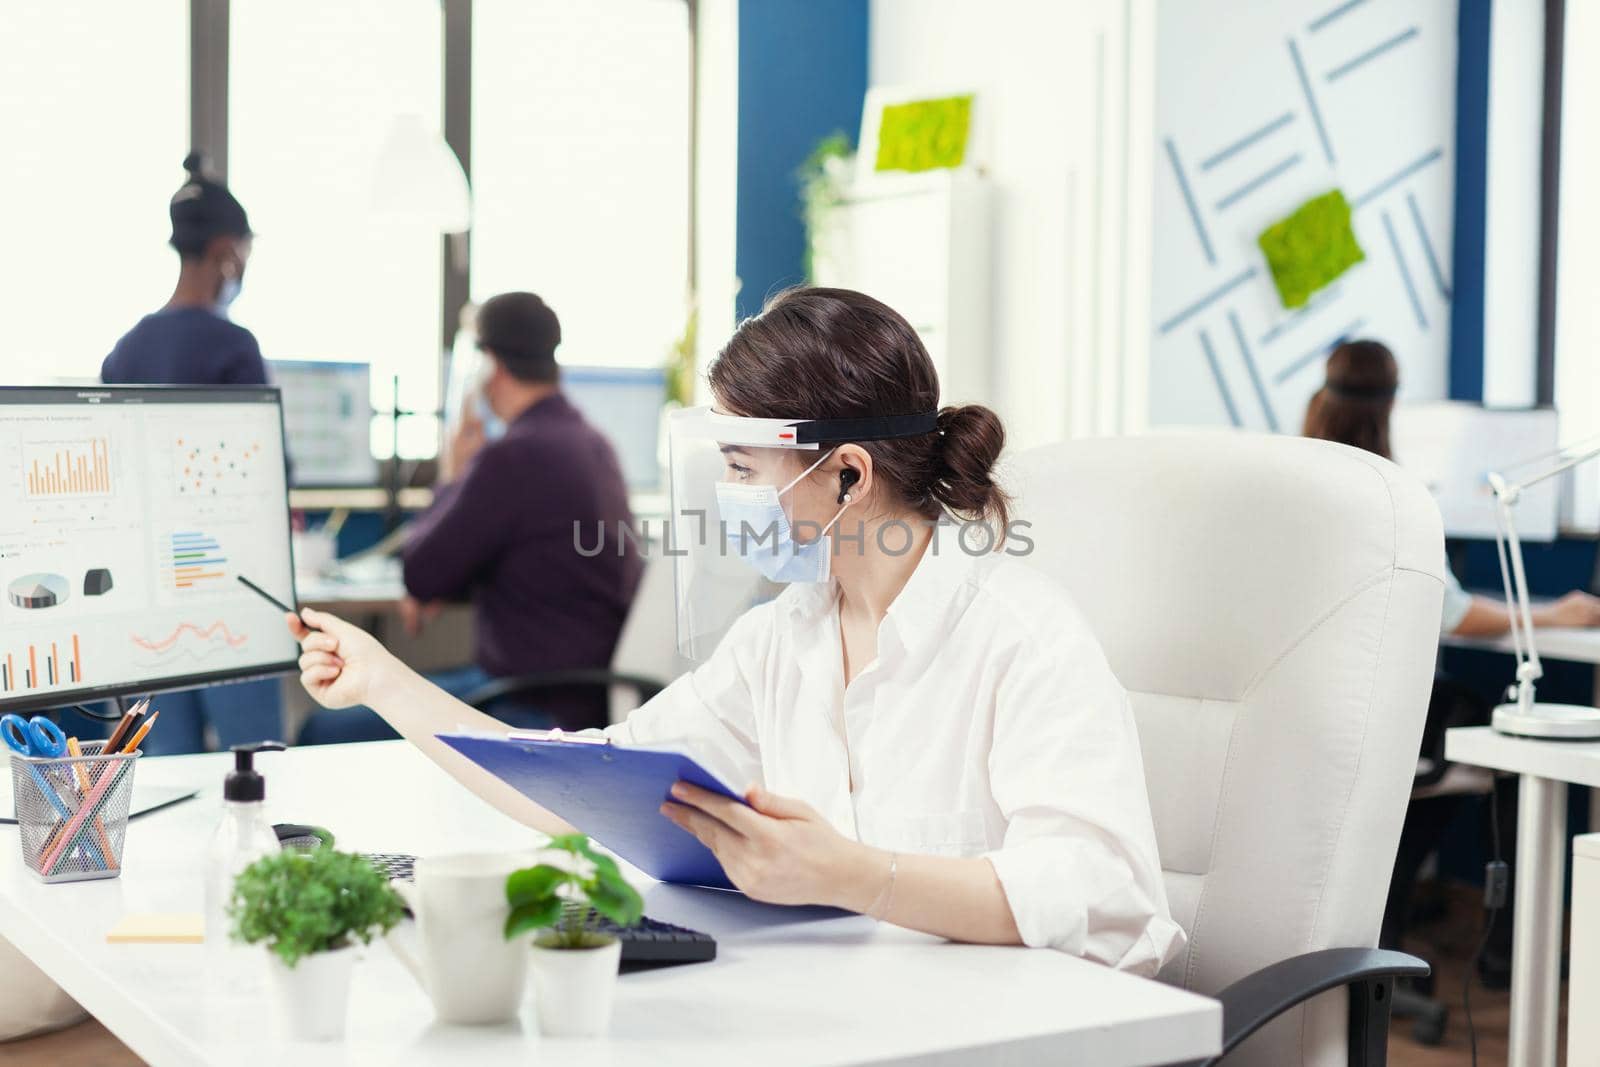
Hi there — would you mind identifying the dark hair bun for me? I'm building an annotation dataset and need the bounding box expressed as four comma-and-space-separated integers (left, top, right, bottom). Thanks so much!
182, 151, 208, 178
933, 404, 1009, 525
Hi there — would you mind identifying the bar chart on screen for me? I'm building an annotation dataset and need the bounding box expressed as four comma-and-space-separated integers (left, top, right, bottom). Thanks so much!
0, 633, 84, 692
161, 531, 230, 592
22, 438, 112, 499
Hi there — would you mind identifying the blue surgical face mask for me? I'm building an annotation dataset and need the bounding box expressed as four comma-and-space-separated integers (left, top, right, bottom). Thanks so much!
473, 356, 508, 440
216, 275, 241, 311
474, 389, 507, 441
714, 449, 849, 584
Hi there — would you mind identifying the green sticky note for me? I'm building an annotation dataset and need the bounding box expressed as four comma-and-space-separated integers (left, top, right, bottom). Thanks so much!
874, 95, 974, 174
1257, 189, 1365, 309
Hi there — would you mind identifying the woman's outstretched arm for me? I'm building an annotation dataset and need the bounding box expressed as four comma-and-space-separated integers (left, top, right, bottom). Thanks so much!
288, 607, 575, 836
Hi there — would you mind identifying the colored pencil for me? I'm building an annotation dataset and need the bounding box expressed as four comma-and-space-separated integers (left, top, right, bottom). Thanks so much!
66, 737, 118, 867
120, 712, 159, 754
103, 700, 148, 753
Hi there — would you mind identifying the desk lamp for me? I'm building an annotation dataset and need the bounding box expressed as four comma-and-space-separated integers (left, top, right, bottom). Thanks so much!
1487, 435, 1600, 738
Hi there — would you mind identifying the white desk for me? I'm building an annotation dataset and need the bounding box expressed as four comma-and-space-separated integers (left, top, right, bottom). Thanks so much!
1444, 727, 1600, 1066
296, 557, 409, 612
0, 743, 1221, 1067
1440, 625, 1600, 667
1440, 621, 1600, 850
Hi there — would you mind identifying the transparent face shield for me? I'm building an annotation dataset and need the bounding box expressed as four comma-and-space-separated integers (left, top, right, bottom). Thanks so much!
665, 405, 939, 660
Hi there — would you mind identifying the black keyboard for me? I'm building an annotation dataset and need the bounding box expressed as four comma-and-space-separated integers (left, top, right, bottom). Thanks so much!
362, 852, 716, 968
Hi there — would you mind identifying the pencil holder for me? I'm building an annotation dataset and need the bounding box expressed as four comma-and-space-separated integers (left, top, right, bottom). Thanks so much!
10, 741, 140, 883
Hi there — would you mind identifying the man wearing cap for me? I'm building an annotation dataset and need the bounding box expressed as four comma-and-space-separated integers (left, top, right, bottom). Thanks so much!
102, 152, 262, 385
296, 292, 643, 743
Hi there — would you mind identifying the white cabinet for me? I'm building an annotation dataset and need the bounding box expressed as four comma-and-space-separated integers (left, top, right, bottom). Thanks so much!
1574, 833, 1600, 1064
812, 171, 992, 406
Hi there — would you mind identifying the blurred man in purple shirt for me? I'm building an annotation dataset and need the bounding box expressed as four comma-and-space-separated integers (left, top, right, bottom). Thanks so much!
298, 293, 641, 741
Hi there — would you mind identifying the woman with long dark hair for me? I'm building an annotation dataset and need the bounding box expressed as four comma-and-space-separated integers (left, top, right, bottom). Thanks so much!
1305, 339, 1600, 635
286, 287, 1182, 974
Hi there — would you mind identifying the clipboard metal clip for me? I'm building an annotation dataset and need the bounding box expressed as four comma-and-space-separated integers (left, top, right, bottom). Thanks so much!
506, 728, 612, 746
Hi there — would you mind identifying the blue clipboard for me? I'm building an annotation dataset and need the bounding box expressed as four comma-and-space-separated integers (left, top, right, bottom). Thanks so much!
437, 731, 744, 890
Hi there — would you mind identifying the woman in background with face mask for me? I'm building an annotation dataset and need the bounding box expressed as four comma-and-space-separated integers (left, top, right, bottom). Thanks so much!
102, 153, 261, 387
288, 287, 1183, 976
96, 154, 280, 758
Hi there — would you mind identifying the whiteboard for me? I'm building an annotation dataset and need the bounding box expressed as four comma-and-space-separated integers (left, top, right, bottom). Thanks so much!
1151, 0, 1459, 431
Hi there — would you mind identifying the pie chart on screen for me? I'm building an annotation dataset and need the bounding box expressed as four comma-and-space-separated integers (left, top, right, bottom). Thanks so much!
7, 573, 70, 610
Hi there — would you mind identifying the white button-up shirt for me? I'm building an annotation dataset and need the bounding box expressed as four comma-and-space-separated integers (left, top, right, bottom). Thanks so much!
606, 540, 1185, 976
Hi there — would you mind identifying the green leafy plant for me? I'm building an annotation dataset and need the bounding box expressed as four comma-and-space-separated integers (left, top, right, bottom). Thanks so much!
1257, 189, 1366, 309
504, 834, 644, 950
228, 849, 405, 968
663, 304, 698, 408
797, 131, 855, 282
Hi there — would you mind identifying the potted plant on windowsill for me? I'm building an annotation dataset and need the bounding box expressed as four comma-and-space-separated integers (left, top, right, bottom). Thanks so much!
504, 834, 644, 1038
229, 848, 405, 1041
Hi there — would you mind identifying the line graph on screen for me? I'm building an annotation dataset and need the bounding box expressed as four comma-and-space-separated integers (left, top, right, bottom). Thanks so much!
130, 621, 250, 666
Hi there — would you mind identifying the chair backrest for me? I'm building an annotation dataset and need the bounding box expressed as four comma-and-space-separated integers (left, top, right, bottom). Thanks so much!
608, 551, 693, 723
1007, 433, 1443, 1067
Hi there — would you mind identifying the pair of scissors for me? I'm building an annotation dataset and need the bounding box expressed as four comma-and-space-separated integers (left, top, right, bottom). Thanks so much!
1, 714, 66, 758
1, 715, 109, 870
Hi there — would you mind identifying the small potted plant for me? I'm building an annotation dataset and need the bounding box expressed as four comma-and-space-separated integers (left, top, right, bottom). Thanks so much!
504, 834, 644, 1037
229, 848, 405, 1041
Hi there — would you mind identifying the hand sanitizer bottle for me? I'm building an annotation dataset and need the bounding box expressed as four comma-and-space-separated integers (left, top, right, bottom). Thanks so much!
205, 742, 286, 949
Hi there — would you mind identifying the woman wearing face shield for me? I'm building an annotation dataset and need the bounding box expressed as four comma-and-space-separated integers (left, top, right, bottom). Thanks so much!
288, 287, 1183, 976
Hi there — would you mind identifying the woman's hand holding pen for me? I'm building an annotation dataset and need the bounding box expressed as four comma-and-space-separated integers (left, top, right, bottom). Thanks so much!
287, 607, 398, 709
661, 782, 886, 912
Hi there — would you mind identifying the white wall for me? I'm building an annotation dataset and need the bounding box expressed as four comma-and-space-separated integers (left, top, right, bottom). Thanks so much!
693, 0, 740, 403
870, 0, 1149, 450
1151, 0, 1458, 432
1554, 0, 1600, 532
1481, 0, 1544, 409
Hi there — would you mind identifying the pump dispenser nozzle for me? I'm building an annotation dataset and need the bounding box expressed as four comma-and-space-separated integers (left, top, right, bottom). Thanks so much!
225, 741, 286, 803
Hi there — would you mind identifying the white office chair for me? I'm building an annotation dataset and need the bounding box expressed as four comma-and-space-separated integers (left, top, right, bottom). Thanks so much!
0, 934, 82, 1040
1008, 432, 1444, 1067
603, 552, 692, 723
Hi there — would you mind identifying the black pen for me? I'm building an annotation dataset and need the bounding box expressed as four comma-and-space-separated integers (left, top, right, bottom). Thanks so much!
237, 575, 317, 628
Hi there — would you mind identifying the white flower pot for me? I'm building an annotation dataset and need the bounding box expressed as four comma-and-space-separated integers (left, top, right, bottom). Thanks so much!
527, 937, 622, 1038
264, 944, 357, 1042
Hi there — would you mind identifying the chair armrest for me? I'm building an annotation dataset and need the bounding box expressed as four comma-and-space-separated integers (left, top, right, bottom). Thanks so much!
461, 669, 667, 711
1174, 947, 1429, 1067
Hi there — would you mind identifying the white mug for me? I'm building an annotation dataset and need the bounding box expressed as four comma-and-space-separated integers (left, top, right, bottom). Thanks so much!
386, 851, 535, 1025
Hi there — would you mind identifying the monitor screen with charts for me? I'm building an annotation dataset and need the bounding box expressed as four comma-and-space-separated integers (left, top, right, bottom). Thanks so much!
1391, 401, 1562, 542
269, 359, 378, 487
0, 386, 300, 713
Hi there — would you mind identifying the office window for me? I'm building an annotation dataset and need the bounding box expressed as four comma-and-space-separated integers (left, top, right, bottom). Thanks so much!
1555, 1, 1600, 531
229, 0, 444, 459
0, 2, 188, 382
472, 0, 692, 370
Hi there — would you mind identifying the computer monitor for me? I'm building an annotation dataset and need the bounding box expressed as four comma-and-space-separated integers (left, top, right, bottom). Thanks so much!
561, 366, 667, 491
0, 386, 300, 713
268, 359, 379, 487
1390, 401, 1562, 542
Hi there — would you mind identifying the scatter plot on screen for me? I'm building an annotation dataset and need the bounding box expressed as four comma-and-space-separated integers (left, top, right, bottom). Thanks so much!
174, 434, 265, 496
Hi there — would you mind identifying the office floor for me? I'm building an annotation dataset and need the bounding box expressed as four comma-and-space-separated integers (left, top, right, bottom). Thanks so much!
0, 880, 1565, 1067
1388, 882, 1568, 1067
0, 1019, 138, 1066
